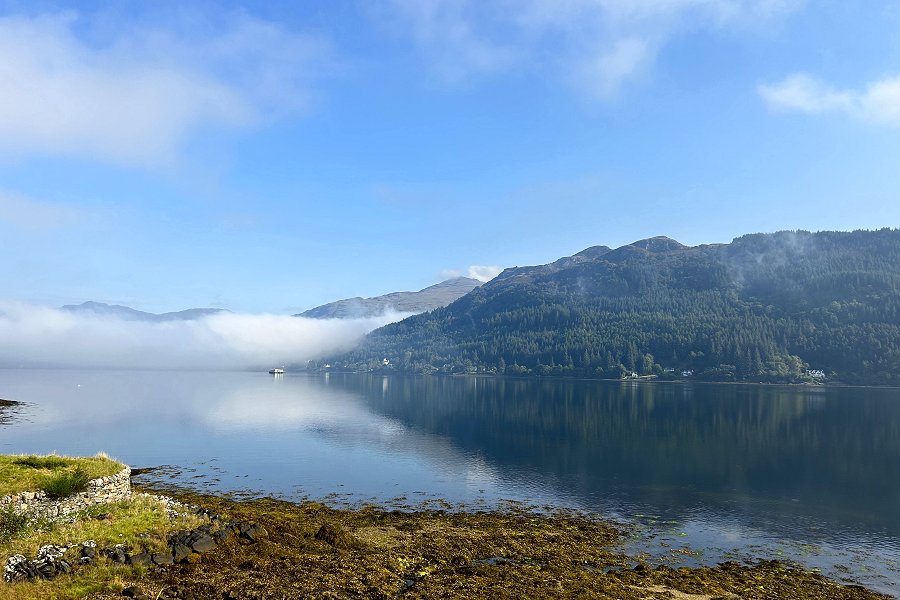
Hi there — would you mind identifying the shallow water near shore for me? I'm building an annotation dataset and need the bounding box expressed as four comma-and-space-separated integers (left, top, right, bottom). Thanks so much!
1, 369, 899, 595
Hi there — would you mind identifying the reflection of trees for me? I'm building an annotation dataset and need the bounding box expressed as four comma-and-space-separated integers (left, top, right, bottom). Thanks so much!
334, 374, 900, 529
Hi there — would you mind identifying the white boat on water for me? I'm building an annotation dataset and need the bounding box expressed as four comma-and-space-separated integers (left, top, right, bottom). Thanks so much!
268, 368, 285, 374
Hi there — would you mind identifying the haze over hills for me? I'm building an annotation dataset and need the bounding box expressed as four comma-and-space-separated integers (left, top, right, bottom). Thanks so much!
327, 229, 900, 385
297, 277, 483, 319
56, 276, 483, 324
60, 301, 230, 322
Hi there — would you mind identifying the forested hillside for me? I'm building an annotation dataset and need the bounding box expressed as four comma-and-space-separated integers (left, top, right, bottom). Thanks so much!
327, 229, 900, 385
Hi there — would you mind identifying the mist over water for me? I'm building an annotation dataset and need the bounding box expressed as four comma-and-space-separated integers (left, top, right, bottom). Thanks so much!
0, 301, 410, 370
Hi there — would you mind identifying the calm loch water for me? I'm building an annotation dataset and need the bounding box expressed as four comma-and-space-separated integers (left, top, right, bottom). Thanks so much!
1, 370, 899, 594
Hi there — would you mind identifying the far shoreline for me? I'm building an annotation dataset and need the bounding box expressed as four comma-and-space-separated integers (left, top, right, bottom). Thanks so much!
3, 366, 900, 390
310, 369, 900, 391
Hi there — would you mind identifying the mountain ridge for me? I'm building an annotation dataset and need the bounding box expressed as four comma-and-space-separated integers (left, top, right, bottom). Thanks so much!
60, 301, 229, 322
328, 229, 900, 385
297, 277, 483, 319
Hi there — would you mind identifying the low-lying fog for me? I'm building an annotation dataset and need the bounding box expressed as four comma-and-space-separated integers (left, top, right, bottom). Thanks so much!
0, 301, 409, 370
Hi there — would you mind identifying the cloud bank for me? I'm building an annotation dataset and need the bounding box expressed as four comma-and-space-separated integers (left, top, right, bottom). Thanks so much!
380, 0, 798, 98
0, 11, 330, 167
0, 302, 404, 370
759, 73, 900, 127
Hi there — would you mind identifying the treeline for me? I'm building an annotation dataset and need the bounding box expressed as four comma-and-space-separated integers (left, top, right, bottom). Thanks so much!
327, 229, 900, 385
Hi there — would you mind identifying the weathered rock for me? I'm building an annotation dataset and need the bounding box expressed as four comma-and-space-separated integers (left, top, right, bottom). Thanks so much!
190, 534, 216, 553
239, 522, 265, 543
109, 544, 129, 564
5, 546, 73, 582
31, 544, 71, 579
4, 554, 31, 583
152, 552, 175, 566
78, 543, 96, 563
172, 543, 192, 563
170, 530, 191, 546
129, 552, 153, 567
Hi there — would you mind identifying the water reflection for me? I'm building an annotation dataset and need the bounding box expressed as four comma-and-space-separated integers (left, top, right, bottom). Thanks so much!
343, 375, 900, 536
0, 370, 516, 507
1, 370, 899, 593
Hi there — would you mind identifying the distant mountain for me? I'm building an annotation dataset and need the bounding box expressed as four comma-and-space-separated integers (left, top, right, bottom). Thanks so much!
328, 229, 900, 385
60, 301, 229, 322
297, 277, 483, 319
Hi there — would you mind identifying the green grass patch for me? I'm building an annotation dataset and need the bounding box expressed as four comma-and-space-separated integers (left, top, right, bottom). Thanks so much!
0, 454, 123, 497
14, 455, 71, 470
0, 508, 28, 542
0, 494, 206, 600
42, 467, 92, 499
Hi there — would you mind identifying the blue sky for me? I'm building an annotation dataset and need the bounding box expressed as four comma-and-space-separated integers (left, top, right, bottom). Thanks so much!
2, 0, 899, 314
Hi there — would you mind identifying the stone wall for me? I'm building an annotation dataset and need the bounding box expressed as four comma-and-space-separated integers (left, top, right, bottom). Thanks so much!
0, 467, 131, 520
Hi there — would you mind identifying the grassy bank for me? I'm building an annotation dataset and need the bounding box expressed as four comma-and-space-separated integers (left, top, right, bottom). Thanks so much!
0, 494, 206, 600
0, 454, 123, 497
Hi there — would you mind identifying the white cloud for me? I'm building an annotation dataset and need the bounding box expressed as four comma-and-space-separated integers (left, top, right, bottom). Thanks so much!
0, 302, 405, 370
759, 73, 900, 127
0, 12, 330, 167
467, 265, 503, 282
858, 77, 900, 126
757, 73, 852, 113
380, 0, 516, 81
379, 0, 799, 98
575, 36, 652, 99
440, 265, 502, 282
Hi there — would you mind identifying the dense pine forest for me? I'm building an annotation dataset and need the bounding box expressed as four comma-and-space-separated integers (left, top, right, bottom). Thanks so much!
326, 229, 900, 385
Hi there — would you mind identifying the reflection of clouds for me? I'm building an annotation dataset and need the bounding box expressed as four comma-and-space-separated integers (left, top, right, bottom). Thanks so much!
0, 369, 504, 494
200, 375, 504, 487
205, 382, 402, 434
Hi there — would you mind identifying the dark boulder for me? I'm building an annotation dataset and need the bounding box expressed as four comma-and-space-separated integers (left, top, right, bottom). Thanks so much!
238, 523, 265, 543
152, 552, 175, 566
190, 534, 217, 553
108, 544, 129, 564
129, 552, 153, 567
172, 543, 193, 563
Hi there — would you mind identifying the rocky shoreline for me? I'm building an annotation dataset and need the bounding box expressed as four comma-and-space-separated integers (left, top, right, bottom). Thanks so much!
92, 487, 891, 600
1, 469, 894, 599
